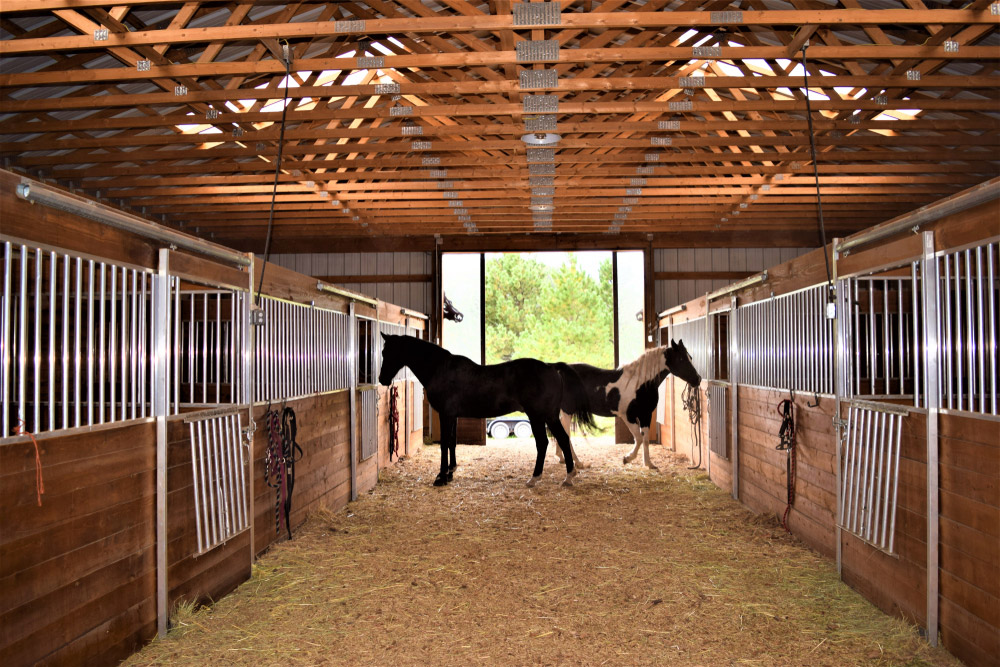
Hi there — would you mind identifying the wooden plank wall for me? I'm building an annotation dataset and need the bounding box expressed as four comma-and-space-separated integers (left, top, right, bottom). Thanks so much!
737, 388, 838, 558
937, 413, 999, 666
654, 247, 811, 313
0, 422, 157, 666
840, 409, 929, 628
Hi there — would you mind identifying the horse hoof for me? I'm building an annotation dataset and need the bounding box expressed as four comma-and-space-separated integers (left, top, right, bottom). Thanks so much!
526, 476, 540, 488
433, 475, 449, 486
562, 478, 574, 487
623, 455, 631, 465
646, 464, 659, 471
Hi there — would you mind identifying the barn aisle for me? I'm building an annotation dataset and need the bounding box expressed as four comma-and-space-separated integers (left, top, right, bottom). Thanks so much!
124, 438, 960, 667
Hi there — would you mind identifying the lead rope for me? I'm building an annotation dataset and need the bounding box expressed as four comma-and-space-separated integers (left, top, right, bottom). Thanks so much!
682, 383, 702, 469
388, 385, 400, 461
776, 398, 797, 532
14, 420, 44, 506
264, 409, 285, 537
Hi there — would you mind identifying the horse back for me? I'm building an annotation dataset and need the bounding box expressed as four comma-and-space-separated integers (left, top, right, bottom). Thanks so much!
425, 356, 562, 419
567, 363, 623, 417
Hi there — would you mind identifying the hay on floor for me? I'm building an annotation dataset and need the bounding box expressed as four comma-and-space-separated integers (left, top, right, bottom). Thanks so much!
125, 436, 960, 666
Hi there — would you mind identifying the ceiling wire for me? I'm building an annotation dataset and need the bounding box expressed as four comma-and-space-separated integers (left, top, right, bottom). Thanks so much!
255, 39, 293, 305
800, 43, 834, 297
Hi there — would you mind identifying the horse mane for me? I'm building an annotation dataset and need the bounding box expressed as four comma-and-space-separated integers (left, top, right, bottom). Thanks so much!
616, 346, 669, 386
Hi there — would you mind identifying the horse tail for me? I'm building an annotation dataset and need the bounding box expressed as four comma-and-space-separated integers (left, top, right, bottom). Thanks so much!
551, 362, 597, 433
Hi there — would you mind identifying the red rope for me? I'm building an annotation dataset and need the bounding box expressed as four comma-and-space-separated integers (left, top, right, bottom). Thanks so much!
15, 420, 45, 507
388, 385, 400, 460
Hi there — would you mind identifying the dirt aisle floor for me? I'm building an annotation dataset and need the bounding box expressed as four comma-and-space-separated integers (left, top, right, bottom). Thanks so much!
126, 437, 961, 666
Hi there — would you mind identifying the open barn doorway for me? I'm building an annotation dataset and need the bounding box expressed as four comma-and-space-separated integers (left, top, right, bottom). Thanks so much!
439, 250, 649, 443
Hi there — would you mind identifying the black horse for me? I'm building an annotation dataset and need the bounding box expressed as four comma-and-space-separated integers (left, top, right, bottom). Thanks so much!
378, 334, 596, 487
554, 339, 702, 470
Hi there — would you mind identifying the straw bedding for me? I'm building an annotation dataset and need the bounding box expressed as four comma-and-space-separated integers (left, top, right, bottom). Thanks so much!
125, 436, 960, 666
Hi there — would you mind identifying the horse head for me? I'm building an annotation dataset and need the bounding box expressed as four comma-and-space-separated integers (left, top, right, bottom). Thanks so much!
667, 339, 702, 388
378, 333, 405, 386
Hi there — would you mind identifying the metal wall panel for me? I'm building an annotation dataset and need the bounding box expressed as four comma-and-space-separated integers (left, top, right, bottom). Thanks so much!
360, 386, 378, 461
708, 382, 728, 459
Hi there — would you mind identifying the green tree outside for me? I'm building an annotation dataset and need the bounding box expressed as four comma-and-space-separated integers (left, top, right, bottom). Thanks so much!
485, 253, 613, 368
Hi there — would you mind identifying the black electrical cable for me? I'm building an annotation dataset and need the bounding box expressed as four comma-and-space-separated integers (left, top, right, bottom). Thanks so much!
800, 43, 834, 294
255, 41, 292, 305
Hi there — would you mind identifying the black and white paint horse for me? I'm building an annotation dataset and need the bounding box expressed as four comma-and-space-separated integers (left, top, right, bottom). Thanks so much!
378, 334, 596, 487
554, 339, 702, 470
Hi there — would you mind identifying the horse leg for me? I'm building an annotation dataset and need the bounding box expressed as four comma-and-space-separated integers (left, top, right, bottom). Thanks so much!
639, 424, 657, 470
435, 416, 456, 486
548, 418, 577, 487
526, 418, 550, 487
446, 417, 458, 477
622, 420, 644, 464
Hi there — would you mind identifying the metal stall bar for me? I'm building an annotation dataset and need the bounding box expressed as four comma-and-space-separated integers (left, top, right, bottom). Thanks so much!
1, 242, 9, 436
965, 250, 975, 412
912, 261, 921, 408
730, 294, 739, 500
989, 243, 997, 415
49, 251, 56, 430
349, 302, 358, 501
942, 253, 953, 410
360, 386, 378, 461
975, 246, 985, 415
87, 260, 94, 426
152, 248, 171, 638
98, 263, 105, 424
920, 231, 941, 647
33, 249, 42, 431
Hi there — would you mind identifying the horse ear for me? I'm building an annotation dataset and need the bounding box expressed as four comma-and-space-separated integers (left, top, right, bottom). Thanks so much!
671, 338, 677, 346
381, 332, 388, 341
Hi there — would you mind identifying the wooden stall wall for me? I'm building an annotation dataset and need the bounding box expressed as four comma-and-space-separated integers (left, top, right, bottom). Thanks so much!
250, 391, 352, 557
658, 183, 999, 666
937, 414, 999, 666
0, 171, 428, 664
840, 409, 929, 629
1, 422, 157, 666
735, 388, 838, 558
166, 418, 251, 612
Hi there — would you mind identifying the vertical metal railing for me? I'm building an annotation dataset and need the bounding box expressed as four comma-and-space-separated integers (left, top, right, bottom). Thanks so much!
838, 276, 918, 402
359, 386, 378, 461
1, 243, 156, 437
936, 240, 999, 416
252, 296, 351, 403
185, 409, 249, 555
735, 284, 834, 394
175, 289, 247, 411
837, 400, 907, 554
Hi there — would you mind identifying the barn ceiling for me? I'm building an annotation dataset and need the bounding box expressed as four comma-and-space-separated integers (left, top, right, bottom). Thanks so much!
1, 1, 998, 252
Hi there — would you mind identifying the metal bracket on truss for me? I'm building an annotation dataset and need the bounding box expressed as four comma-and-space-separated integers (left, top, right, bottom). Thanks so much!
513, 2, 561, 27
